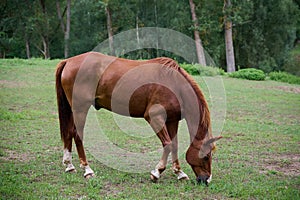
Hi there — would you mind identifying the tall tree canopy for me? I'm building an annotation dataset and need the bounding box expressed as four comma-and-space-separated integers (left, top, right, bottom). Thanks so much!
0, 0, 299, 73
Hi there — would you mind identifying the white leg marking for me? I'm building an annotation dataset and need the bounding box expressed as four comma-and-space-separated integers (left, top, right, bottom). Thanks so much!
65, 163, 76, 172
176, 170, 189, 180
207, 174, 212, 184
150, 161, 166, 180
83, 165, 94, 178
63, 149, 76, 172
63, 149, 71, 164
172, 167, 189, 180
150, 169, 160, 179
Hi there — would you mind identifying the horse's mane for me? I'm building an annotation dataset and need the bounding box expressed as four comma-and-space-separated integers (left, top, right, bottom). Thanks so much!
150, 57, 212, 140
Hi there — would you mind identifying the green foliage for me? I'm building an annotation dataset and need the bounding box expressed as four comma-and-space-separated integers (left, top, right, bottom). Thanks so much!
234, 0, 299, 72
0, 0, 299, 74
229, 68, 266, 81
180, 63, 225, 76
283, 45, 300, 76
269, 71, 300, 85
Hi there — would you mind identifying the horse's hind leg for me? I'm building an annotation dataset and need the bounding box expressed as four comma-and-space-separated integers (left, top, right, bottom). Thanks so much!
62, 119, 76, 173
73, 109, 95, 178
74, 133, 94, 178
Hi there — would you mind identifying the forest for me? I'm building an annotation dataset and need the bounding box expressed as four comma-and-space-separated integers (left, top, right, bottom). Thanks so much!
1, 0, 299, 74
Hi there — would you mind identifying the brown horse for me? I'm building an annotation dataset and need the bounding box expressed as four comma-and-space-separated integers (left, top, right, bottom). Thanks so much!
55, 52, 221, 184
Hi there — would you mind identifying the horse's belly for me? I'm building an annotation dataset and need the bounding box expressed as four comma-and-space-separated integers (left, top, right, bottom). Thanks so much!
94, 94, 147, 118
95, 78, 182, 120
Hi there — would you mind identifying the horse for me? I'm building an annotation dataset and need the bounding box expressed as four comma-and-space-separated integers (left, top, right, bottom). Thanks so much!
55, 52, 221, 185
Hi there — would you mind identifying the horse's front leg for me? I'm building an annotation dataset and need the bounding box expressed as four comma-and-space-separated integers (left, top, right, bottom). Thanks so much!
167, 121, 189, 180
171, 138, 189, 180
73, 109, 95, 178
150, 142, 172, 181
147, 116, 172, 181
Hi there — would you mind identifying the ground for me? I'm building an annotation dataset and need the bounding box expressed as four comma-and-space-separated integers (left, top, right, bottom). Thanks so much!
0, 59, 299, 199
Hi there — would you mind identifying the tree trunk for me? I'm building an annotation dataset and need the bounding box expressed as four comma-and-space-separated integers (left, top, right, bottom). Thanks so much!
105, 5, 115, 56
136, 15, 140, 47
189, 0, 206, 66
64, 0, 71, 58
42, 36, 50, 59
154, 0, 159, 57
224, 0, 235, 72
25, 37, 31, 59
39, 0, 50, 59
56, 1, 65, 32
56, 0, 70, 58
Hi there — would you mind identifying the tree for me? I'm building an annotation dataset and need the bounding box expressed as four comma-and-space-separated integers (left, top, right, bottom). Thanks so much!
100, 0, 115, 56
234, 0, 299, 72
223, 0, 235, 72
0, 0, 298, 71
38, 0, 50, 58
189, 0, 206, 66
105, 5, 114, 55
56, 0, 71, 58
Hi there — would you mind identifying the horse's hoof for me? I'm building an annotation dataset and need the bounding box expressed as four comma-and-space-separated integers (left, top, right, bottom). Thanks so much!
66, 168, 77, 173
65, 164, 76, 173
150, 169, 160, 182
150, 174, 158, 183
176, 170, 189, 180
84, 173, 95, 179
178, 176, 189, 181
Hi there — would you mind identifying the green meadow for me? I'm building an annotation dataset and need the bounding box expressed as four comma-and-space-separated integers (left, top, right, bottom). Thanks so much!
0, 59, 299, 199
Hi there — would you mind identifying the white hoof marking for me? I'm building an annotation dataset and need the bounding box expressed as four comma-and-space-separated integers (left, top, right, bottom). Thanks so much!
150, 169, 160, 179
84, 165, 95, 178
176, 170, 189, 180
65, 163, 76, 172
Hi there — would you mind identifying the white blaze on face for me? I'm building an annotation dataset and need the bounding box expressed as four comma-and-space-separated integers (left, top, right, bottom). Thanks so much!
207, 174, 212, 184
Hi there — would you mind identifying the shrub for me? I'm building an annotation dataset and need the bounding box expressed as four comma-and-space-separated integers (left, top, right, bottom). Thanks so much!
283, 44, 300, 76
229, 68, 266, 81
180, 63, 225, 76
269, 71, 300, 85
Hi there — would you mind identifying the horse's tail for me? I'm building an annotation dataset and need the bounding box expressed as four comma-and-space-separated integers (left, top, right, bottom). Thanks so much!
55, 60, 74, 142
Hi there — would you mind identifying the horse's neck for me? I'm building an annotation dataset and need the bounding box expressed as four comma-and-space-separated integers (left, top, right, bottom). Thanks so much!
185, 113, 209, 145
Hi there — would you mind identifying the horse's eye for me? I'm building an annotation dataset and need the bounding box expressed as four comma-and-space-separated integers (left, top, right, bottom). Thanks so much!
204, 155, 209, 161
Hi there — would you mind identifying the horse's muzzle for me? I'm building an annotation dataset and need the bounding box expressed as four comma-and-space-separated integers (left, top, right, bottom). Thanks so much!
197, 175, 211, 186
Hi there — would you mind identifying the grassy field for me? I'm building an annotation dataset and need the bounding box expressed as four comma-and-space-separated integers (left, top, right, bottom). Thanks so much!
0, 58, 299, 199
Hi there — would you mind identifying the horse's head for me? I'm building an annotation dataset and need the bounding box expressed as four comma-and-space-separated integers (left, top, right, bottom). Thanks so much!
186, 136, 222, 185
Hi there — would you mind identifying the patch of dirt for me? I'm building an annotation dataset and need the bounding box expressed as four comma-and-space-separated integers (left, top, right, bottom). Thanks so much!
275, 86, 300, 94
100, 181, 123, 197
0, 80, 25, 88
1, 149, 35, 162
259, 153, 300, 176
254, 84, 300, 94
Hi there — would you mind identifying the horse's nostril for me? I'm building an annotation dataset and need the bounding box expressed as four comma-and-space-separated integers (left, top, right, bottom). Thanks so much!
197, 175, 209, 186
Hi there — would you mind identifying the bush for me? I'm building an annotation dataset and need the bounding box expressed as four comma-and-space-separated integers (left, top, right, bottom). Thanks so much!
283, 44, 300, 76
269, 71, 300, 85
229, 68, 266, 81
180, 63, 225, 76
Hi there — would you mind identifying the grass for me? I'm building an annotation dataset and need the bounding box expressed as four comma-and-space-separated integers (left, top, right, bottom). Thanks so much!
0, 58, 299, 199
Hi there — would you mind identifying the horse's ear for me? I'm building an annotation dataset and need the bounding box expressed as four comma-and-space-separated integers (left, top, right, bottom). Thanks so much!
199, 136, 222, 158
204, 136, 222, 146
